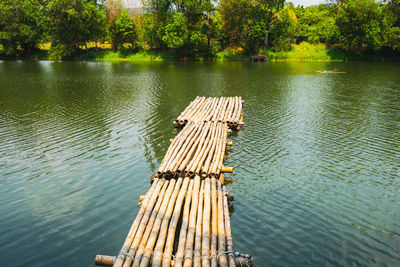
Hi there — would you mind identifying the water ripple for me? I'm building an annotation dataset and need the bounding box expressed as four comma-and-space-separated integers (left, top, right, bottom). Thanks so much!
1, 61, 399, 266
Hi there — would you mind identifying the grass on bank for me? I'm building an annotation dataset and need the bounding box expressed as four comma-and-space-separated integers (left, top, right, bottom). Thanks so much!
265, 42, 347, 61
1, 42, 398, 62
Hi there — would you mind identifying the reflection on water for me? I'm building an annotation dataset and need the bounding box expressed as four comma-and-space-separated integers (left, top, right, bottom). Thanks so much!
0, 61, 399, 266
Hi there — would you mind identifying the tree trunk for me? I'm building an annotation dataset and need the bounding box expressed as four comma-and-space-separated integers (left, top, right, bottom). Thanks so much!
264, 31, 269, 47
207, 12, 210, 48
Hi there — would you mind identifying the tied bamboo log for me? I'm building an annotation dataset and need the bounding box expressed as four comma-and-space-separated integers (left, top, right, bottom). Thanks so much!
124, 180, 170, 267
192, 181, 205, 267
161, 177, 190, 267
138, 179, 178, 267
223, 185, 236, 267
202, 178, 211, 267
97, 96, 249, 267
151, 177, 184, 267
183, 176, 201, 267
113, 178, 162, 267
122, 179, 167, 267
221, 166, 233, 173
96, 255, 116, 266
210, 177, 218, 267
217, 181, 228, 267
174, 97, 243, 128
174, 179, 194, 267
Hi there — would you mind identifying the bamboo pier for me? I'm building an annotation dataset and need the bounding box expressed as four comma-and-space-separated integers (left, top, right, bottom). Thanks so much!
95, 96, 253, 267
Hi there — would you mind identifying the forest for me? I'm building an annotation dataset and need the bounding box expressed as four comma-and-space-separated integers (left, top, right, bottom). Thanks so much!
0, 0, 399, 60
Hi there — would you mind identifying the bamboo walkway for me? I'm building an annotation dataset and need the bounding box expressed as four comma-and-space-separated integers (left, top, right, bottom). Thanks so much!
95, 97, 253, 267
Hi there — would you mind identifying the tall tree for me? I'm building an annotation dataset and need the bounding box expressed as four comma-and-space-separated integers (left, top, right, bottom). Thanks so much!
336, 0, 385, 51
47, 0, 107, 53
216, 0, 284, 52
109, 9, 137, 51
0, 0, 45, 55
269, 4, 298, 51
295, 4, 338, 44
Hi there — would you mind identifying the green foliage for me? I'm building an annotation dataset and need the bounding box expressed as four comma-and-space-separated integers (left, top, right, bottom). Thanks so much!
336, 0, 385, 51
217, 0, 285, 53
162, 12, 188, 49
264, 41, 346, 61
109, 10, 136, 52
47, 43, 70, 59
0, 0, 44, 55
383, 0, 400, 50
136, 13, 165, 50
1, 0, 399, 60
47, 0, 107, 52
269, 6, 298, 51
295, 5, 338, 44
217, 0, 250, 49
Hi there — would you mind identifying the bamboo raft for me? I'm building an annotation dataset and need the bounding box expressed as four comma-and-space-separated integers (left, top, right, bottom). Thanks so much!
95, 96, 253, 267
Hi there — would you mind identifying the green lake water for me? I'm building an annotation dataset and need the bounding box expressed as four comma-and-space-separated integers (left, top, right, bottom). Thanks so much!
0, 61, 399, 266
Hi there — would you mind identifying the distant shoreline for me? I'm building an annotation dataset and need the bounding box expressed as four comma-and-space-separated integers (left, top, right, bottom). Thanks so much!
1, 43, 399, 63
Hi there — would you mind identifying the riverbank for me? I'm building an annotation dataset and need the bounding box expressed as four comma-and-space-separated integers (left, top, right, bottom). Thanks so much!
1, 42, 399, 62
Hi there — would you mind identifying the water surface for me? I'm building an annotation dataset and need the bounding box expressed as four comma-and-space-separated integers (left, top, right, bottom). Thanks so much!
0, 61, 399, 266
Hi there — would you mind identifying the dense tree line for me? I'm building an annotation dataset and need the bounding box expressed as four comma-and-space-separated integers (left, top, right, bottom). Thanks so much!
0, 0, 399, 58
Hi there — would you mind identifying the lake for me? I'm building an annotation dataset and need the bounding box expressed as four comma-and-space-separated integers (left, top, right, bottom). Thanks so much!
0, 61, 399, 266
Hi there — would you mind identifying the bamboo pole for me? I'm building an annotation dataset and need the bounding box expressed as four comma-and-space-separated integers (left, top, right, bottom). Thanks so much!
217, 181, 228, 267
202, 123, 219, 177
209, 123, 222, 177
162, 123, 201, 175
161, 177, 190, 267
172, 124, 203, 175
160, 123, 196, 175
193, 122, 216, 175
113, 179, 161, 267
203, 98, 219, 122
185, 121, 212, 175
202, 178, 211, 267
124, 180, 170, 267
190, 97, 210, 121
96, 255, 115, 266
138, 179, 178, 267
230, 97, 238, 126
219, 173, 225, 185
192, 180, 205, 267
178, 122, 210, 176
218, 97, 228, 122
210, 177, 218, 267
194, 97, 212, 123
184, 176, 201, 267
186, 98, 207, 124
213, 97, 223, 123
223, 185, 236, 267
177, 96, 201, 124
178, 96, 204, 125
222, 97, 233, 124
209, 123, 222, 176
122, 179, 167, 267
157, 123, 194, 176
210, 98, 222, 122
151, 177, 184, 267
234, 96, 242, 126
174, 178, 194, 267
216, 124, 228, 176
221, 167, 234, 173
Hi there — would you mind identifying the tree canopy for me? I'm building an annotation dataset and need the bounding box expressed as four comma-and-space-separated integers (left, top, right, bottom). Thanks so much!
0, 0, 399, 58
